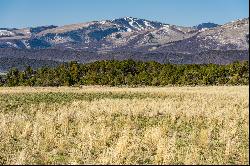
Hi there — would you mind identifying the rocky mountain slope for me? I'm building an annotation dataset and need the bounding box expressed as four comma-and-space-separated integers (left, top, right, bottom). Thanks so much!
0, 17, 248, 72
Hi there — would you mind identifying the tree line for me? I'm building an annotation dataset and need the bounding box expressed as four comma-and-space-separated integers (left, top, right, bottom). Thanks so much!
0, 59, 248, 87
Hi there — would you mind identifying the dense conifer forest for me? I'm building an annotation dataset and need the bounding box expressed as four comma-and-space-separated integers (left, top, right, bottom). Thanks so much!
0, 60, 248, 86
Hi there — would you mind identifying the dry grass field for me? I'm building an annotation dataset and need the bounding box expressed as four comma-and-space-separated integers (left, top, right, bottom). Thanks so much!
0, 86, 249, 165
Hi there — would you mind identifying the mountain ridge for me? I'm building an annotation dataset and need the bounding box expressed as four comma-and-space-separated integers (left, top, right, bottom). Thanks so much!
0, 17, 248, 72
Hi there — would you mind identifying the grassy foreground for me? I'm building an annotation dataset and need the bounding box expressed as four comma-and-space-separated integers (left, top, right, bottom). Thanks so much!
0, 86, 249, 165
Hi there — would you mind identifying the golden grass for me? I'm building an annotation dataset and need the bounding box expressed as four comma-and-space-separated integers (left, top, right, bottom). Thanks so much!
0, 86, 249, 164
0, 85, 248, 94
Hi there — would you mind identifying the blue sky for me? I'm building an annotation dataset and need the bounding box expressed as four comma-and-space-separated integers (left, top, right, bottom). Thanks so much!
0, 0, 248, 28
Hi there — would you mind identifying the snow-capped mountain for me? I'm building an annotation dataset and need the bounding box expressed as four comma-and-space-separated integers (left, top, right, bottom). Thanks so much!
0, 17, 195, 48
0, 17, 248, 52
0, 17, 248, 71
110, 17, 165, 31
154, 18, 249, 53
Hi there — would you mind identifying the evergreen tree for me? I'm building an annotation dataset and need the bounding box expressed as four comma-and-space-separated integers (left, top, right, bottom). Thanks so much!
6, 68, 20, 86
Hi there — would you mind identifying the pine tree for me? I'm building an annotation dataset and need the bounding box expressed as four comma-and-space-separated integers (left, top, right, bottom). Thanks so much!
6, 68, 20, 86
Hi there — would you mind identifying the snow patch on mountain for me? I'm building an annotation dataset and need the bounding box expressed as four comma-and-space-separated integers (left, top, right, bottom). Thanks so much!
6, 42, 18, 48
144, 20, 154, 29
22, 40, 31, 49
0, 30, 15, 37
100, 20, 107, 25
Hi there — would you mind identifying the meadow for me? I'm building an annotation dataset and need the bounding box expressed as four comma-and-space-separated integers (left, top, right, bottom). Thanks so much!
0, 86, 249, 165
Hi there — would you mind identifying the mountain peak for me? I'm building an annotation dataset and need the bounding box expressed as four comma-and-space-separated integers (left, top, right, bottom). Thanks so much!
194, 22, 219, 30
111, 16, 142, 23
113, 16, 139, 20
30, 25, 58, 34
110, 16, 164, 31
124, 16, 136, 20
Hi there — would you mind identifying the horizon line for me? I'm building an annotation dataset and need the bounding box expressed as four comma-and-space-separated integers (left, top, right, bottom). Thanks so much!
0, 16, 248, 29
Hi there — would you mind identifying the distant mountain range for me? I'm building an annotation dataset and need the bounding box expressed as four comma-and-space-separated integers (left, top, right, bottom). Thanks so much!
0, 17, 249, 72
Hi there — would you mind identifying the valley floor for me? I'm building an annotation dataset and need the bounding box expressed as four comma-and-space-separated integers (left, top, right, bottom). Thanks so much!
0, 86, 249, 164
